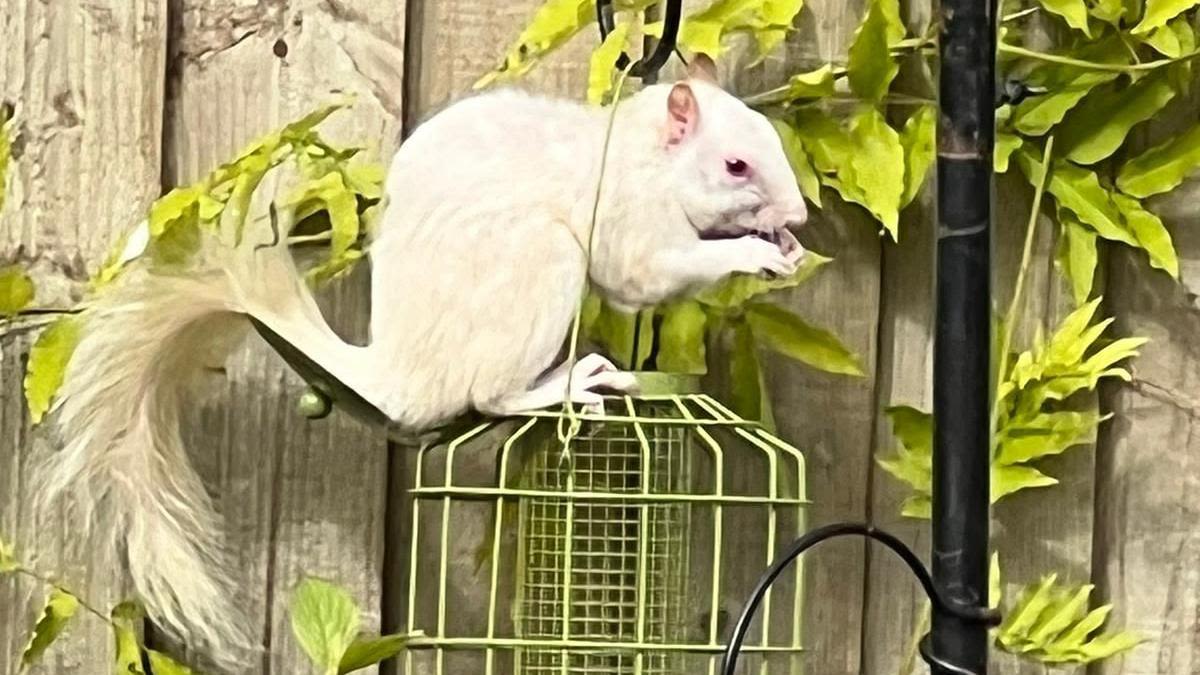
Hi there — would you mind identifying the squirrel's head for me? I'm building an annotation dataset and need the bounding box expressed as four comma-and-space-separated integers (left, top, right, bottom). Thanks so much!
655, 55, 808, 249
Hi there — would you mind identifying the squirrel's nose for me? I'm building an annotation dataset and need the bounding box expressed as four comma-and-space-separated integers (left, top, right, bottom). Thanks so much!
783, 201, 808, 229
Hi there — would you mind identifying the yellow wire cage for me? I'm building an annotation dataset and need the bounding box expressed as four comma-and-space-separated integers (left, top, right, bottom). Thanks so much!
400, 391, 809, 675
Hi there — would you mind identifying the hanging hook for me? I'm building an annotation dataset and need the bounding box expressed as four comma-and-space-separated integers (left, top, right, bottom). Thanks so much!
596, 0, 684, 81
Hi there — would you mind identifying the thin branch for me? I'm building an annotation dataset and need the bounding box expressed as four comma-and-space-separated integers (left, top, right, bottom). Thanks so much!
1000, 42, 1200, 71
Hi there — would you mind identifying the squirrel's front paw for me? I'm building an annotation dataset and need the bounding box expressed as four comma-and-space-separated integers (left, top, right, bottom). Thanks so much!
732, 236, 798, 277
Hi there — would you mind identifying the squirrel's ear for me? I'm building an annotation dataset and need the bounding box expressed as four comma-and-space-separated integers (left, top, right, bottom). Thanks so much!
666, 83, 700, 145
686, 53, 719, 85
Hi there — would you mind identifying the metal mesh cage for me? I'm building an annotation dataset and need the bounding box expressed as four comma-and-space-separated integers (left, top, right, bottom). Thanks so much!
401, 393, 808, 675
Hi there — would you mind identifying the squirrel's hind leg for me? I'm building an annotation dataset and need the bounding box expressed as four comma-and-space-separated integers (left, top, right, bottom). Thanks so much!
479, 354, 639, 417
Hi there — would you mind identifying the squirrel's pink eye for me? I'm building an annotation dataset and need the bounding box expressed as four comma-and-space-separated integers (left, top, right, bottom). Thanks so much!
725, 159, 749, 177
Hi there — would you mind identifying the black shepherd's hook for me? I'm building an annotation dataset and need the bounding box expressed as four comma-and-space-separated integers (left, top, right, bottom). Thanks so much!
596, 0, 685, 81
720, 523, 1001, 675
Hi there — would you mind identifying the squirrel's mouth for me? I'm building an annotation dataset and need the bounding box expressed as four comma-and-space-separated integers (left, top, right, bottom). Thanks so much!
698, 226, 800, 255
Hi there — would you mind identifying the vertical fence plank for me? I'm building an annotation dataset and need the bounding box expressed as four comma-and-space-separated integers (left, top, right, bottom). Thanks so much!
0, 2, 167, 674
1093, 91, 1200, 675
162, 1, 403, 672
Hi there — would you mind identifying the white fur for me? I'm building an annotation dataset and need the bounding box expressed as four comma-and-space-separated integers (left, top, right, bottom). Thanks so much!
41, 75, 807, 669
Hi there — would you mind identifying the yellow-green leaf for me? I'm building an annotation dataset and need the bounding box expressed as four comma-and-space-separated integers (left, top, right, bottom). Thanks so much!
1012, 72, 1118, 136
900, 495, 932, 518
475, 0, 598, 87
992, 464, 1058, 502
1112, 194, 1179, 278
999, 575, 1060, 648
729, 319, 771, 426
0, 106, 10, 213
1132, 0, 1200, 34
339, 632, 423, 674
1143, 22, 1184, 56
112, 602, 147, 675
770, 118, 823, 207
848, 106, 904, 237
587, 23, 630, 105
0, 264, 34, 317
900, 105, 936, 207
995, 133, 1023, 173
847, 0, 900, 102
694, 250, 831, 308
674, 0, 762, 56
1056, 75, 1176, 165
1077, 631, 1147, 661
1016, 149, 1135, 245
290, 578, 361, 673
753, 0, 806, 57
1117, 123, 1200, 197
147, 651, 197, 675
745, 302, 865, 376
24, 317, 82, 425
1030, 585, 1094, 645
1057, 214, 1098, 305
763, 65, 836, 105
1037, 0, 1092, 35
22, 587, 79, 666
657, 301, 708, 374
989, 553, 1002, 609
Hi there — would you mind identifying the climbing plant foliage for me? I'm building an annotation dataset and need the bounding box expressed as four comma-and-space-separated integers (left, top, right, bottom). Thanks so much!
483, 0, 1198, 668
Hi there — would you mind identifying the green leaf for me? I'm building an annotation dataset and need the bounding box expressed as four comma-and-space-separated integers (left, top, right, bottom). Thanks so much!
147, 650, 197, 675
1143, 23, 1184, 56
729, 319, 770, 425
0, 265, 34, 317
585, 302, 654, 369
1056, 74, 1176, 165
587, 23, 630, 105
21, 587, 79, 666
1012, 72, 1118, 136
995, 133, 1023, 173
989, 553, 1002, 609
997, 577, 1145, 664
1132, 0, 1200, 34
1057, 214, 1098, 305
1036, 0, 1092, 34
0, 106, 10, 213
745, 303, 864, 375
112, 602, 147, 675
1016, 149, 1135, 245
757, 65, 836, 106
878, 405, 933, 498
694, 250, 831, 308
899, 106, 936, 207
657, 301, 708, 374
24, 317, 83, 425
1112, 193, 1179, 278
476, 0, 604, 87
999, 575, 1060, 648
1117, 123, 1200, 197
770, 117, 823, 207
900, 495, 931, 518
290, 578, 362, 674
847, 0, 900, 102
996, 410, 1100, 465
847, 106, 905, 237
338, 632, 423, 674
753, 0, 806, 57
1090, 0, 1127, 24
992, 464, 1058, 502
668, 0, 763, 56
1030, 584, 1094, 645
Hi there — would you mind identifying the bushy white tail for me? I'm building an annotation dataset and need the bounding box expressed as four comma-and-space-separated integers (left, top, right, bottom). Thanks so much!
38, 238, 378, 669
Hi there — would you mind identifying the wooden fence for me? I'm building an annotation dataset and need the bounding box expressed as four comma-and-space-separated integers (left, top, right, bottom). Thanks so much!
1, 1, 1197, 674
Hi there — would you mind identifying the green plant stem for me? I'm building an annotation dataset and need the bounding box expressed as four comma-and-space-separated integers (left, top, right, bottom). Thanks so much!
15, 567, 113, 625
999, 42, 1200, 71
558, 66, 633, 453
1001, 6, 1040, 22
993, 135, 1054, 434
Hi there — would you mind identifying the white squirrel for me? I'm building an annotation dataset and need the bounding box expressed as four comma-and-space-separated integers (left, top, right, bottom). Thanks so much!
39, 55, 807, 667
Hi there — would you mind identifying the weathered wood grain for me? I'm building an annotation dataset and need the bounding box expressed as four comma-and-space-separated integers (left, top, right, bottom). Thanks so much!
0, 2, 167, 673
1094, 92, 1200, 675
162, 1, 404, 672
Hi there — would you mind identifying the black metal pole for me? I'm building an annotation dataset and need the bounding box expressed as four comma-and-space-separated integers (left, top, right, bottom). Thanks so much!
931, 0, 996, 672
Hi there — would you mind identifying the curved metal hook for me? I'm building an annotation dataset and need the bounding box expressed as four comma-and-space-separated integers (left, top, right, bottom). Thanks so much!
720, 522, 1001, 675
596, 0, 684, 81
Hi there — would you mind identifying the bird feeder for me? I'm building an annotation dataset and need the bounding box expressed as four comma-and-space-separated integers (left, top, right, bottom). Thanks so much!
398, 380, 808, 675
